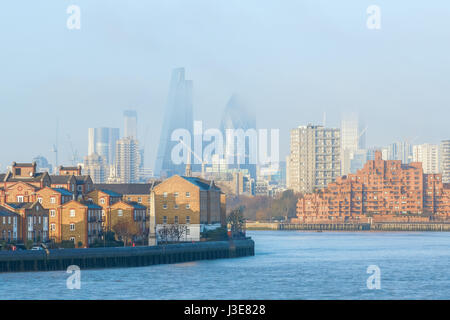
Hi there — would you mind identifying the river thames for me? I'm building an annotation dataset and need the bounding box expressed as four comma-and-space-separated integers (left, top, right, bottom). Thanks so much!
1, 231, 449, 299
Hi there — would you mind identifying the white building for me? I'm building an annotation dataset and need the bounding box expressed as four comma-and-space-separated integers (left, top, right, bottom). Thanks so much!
287, 124, 341, 193
412, 144, 440, 174
441, 140, 450, 184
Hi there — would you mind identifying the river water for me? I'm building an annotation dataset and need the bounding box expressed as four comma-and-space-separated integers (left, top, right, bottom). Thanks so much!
0, 231, 449, 299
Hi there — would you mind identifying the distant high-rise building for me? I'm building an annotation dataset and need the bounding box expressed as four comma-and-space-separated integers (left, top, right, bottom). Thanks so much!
382, 141, 413, 164
287, 124, 341, 193
155, 68, 194, 178
441, 140, 450, 183
88, 127, 120, 165
124, 110, 138, 140
84, 153, 107, 184
340, 113, 366, 175
413, 144, 440, 174
115, 137, 141, 183
220, 94, 257, 179
32, 155, 53, 174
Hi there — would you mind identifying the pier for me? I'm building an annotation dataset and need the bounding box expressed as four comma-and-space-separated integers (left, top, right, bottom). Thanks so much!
0, 239, 255, 273
246, 221, 450, 232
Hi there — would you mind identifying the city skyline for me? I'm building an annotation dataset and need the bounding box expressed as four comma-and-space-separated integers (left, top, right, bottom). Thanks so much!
1, 1, 450, 171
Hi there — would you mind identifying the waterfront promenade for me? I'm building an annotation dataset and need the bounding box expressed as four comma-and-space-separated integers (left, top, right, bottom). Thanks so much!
246, 221, 450, 231
0, 239, 255, 273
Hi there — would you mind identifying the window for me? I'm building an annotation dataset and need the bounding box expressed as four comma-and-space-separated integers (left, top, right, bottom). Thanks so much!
2, 217, 5, 224
163, 192, 168, 198
70, 223, 75, 231
77, 186, 83, 192
118, 210, 123, 217
186, 204, 190, 209
174, 192, 179, 197
100, 198, 105, 204
186, 216, 190, 224
8, 217, 12, 225
163, 204, 168, 209
102, 210, 105, 217
70, 237, 75, 242
70, 210, 76, 217
17, 196, 24, 203
174, 204, 179, 209
186, 228, 190, 236
50, 224, 56, 231
138, 197, 142, 203
186, 192, 190, 197
174, 216, 179, 224
50, 210, 56, 217
38, 198, 43, 204
50, 197, 56, 204
163, 216, 167, 224
38, 216, 41, 224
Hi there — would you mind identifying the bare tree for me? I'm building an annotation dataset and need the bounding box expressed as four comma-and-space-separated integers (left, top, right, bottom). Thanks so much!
169, 224, 188, 242
112, 221, 139, 246
158, 225, 170, 244
227, 206, 246, 239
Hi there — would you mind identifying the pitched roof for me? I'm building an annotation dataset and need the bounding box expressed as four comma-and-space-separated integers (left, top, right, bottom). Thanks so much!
126, 201, 147, 210
93, 184, 155, 195
5, 202, 35, 210
100, 189, 122, 197
75, 176, 92, 184
180, 176, 220, 191
0, 206, 19, 216
80, 201, 102, 209
50, 175, 74, 184
4, 171, 48, 183
52, 188, 73, 196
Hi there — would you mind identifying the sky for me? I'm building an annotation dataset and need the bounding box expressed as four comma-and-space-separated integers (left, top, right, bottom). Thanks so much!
0, 0, 449, 171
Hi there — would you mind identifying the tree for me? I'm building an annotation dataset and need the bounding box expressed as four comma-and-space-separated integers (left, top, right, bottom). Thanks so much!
227, 206, 246, 239
168, 224, 187, 242
112, 221, 139, 246
158, 225, 170, 244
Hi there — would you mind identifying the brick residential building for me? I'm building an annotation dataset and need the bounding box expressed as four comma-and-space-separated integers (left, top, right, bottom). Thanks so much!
110, 201, 148, 245
61, 200, 103, 247
151, 175, 226, 242
4, 202, 49, 243
296, 151, 450, 223
0, 207, 22, 243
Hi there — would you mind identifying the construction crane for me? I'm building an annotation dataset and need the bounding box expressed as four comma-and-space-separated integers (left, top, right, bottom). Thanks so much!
67, 134, 79, 166
178, 139, 205, 178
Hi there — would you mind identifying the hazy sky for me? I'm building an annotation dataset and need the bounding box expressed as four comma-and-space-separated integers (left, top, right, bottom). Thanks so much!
0, 1, 449, 171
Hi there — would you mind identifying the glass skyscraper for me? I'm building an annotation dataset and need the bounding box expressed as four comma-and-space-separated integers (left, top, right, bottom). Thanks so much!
155, 68, 194, 178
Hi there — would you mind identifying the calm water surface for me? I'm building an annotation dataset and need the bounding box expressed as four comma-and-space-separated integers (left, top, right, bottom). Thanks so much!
0, 231, 449, 299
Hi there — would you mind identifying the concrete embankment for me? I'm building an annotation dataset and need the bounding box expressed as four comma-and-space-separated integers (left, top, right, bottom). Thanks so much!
246, 221, 450, 232
0, 239, 255, 273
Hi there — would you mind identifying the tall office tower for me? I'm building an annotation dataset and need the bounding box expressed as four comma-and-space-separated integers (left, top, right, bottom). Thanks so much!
84, 153, 107, 183
124, 110, 138, 139
340, 113, 366, 175
287, 124, 341, 193
87, 127, 120, 165
441, 140, 450, 183
155, 68, 194, 178
115, 137, 141, 183
412, 144, 440, 174
382, 141, 413, 164
220, 94, 257, 179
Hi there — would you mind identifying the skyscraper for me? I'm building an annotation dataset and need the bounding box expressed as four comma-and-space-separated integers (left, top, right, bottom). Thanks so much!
115, 137, 141, 183
340, 113, 366, 175
83, 153, 107, 184
220, 94, 257, 179
287, 124, 341, 193
124, 110, 138, 140
87, 127, 120, 165
155, 68, 194, 178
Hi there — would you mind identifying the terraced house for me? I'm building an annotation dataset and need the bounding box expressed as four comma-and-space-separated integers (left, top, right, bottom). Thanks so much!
61, 200, 103, 247
0, 207, 21, 243
4, 202, 49, 243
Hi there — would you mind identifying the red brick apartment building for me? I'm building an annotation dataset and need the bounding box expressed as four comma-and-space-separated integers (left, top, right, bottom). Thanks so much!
295, 151, 450, 223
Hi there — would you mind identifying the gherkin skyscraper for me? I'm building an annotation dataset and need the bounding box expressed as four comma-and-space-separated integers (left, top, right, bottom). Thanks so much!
155, 68, 194, 178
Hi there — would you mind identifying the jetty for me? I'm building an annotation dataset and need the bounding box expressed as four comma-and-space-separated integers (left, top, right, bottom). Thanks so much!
0, 239, 255, 273
246, 221, 450, 232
